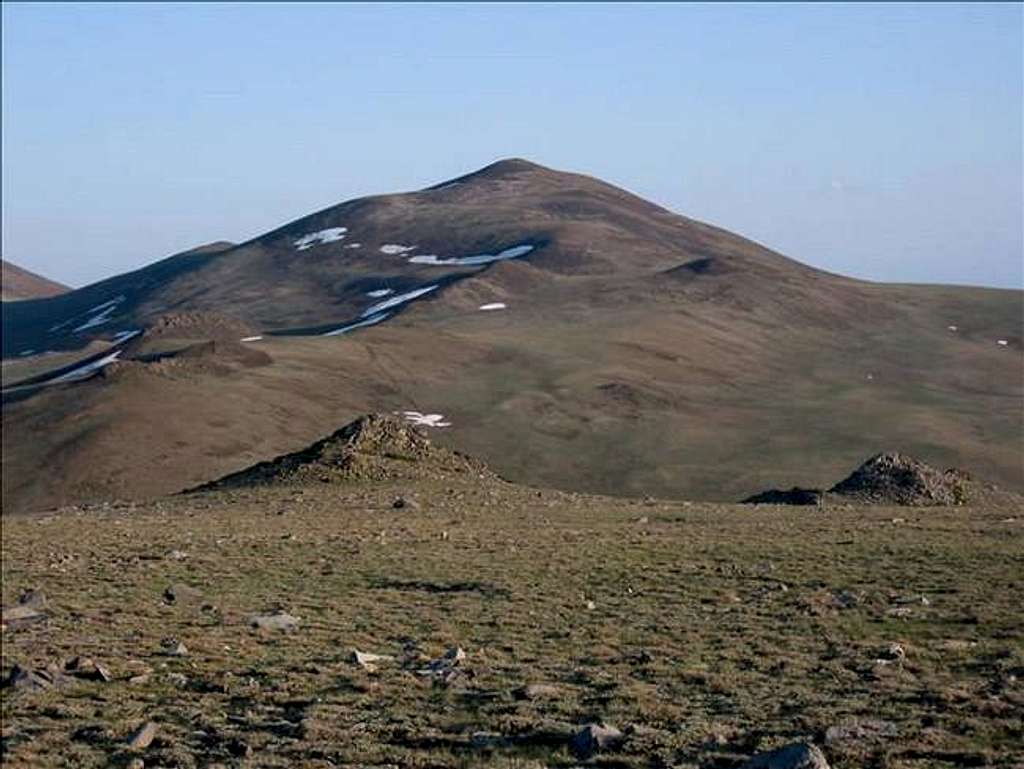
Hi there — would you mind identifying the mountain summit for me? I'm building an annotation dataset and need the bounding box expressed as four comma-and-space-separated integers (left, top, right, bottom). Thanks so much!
1, 159, 1020, 513
3, 158, 829, 356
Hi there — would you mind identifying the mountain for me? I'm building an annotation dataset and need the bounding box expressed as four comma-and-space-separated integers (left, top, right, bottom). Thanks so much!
1, 260, 70, 302
2, 159, 1021, 514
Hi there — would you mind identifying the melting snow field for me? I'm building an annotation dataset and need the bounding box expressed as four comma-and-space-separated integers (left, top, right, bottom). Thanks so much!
322, 313, 391, 337
294, 228, 347, 250
52, 351, 123, 384
361, 285, 438, 317
479, 303, 507, 311
408, 244, 534, 267
73, 296, 125, 333
110, 329, 142, 344
380, 244, 417, 255
366, 289, 394, 299
400, 411, 451, 428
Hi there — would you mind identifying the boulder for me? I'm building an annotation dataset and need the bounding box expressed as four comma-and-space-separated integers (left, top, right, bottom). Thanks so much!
127, 721, 158, 751
571, 723, 624, 759
741, 743, 830, 769
250, 611, 300, 632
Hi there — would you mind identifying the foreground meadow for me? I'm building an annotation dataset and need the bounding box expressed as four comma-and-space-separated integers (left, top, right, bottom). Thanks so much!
2, 479, 1022, 768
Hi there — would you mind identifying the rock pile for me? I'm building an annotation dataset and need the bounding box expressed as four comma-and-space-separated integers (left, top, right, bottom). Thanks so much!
195, 413, 494, 490
829, 452, 970, 506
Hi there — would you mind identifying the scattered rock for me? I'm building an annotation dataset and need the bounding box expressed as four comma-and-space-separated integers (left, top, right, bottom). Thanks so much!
163, 583, 203, 605
571, 723, 624, 759
824, 719, 898, 744
876, 642, 906, 663
392, 496, 420, 510
418, 646, 468, 684
250, 611, 300, 632
830, 590, 861, 610
160, 638, 189, 657
585, 599, 597, 611
514, 683, 562, 700
17, 589, 46, 609
168, 550, 188, 560
470, 731, 509, 749
741, 742, 830, 768
892, 594, 930, 606
351, 650, 395, 672
1, 604, 46, 628
2, 663, 67, 691
127, 721, 158, 751
65, 656, 112, 682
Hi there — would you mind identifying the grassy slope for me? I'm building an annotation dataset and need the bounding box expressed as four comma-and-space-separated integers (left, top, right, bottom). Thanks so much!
1, 277, 1020, 514
2, 479, 1022, 768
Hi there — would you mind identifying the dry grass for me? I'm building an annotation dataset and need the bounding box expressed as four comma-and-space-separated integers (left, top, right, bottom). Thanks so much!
2, 479, 1022, 768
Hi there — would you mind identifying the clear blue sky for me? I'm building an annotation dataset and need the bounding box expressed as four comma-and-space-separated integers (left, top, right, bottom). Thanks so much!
2, 2, 1021, 289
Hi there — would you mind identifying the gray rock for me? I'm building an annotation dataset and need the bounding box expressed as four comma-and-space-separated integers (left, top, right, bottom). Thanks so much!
571, 723, 624, 759
250, 611, 300, 632
127, 721, 158, 750
17, 589, 46, 609
417, 645, 468, 684
741, 742, 830, 769
392, 496, 420, 510
2, 663, 66, 691
65, 656, 112, 682
514, 682, 562, 700
160, 637, 189, 657
163, 583, 203, 605
351, 649, 395, 672
1, 605, 46, 627
470, 731, 508, 748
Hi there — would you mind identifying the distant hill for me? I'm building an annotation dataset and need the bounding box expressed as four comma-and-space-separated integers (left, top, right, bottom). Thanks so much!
1, 159, 1020, 514
1, 260, 69, 301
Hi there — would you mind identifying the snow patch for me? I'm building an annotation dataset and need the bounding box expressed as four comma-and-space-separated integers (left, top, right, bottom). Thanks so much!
947, 325, 958, 332
400, 411, 451, 428
51, 351, 122, 384
322, 312, 391, 337
366, 288, 394, 299
111, 329, 142, 344
240, 335, 263, 342
409, 243, 534, 267
380, 244, 417, 255
294, 227, 347, 250
996, 340, 1008, 346
18, 349, 35, 357
73, 295, 125, 332
345, 243, 362, 249
362, 284, 438, 317
479, 303, 507, 311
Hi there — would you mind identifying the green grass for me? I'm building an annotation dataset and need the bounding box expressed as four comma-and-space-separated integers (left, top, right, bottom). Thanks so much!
2, 480, 1022, 768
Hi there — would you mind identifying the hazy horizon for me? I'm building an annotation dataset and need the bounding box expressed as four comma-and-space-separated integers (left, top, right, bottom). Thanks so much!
2, 2, 1021, 290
